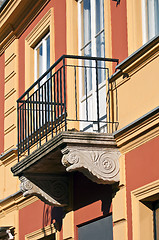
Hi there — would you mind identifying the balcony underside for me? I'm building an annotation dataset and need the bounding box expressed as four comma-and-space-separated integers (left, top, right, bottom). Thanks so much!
12, 131, 120, 207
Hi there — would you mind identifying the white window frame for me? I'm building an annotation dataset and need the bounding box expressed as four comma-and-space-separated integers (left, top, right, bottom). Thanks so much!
78, 0, 106, 132
34, 32, 50, 83
142, 0, 159, 44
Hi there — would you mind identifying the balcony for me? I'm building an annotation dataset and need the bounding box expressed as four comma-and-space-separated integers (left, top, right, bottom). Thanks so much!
12, 55, 120, 207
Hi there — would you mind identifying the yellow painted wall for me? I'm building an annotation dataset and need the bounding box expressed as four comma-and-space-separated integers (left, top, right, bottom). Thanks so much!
4, 39, 18, 153
113, 46, 159, 130
126, 0, 143, 55
0, 209, 19, 240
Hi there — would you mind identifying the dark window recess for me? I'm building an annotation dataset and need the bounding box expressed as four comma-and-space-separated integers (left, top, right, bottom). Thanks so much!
78, 215, 113, 240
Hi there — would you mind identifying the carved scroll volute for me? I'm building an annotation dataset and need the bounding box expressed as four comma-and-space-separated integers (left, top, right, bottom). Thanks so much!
20, 176, 68, 207
61, 148, 120, 184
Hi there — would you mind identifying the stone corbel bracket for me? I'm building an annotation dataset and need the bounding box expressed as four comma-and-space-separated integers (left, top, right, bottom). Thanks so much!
20, 176, 68, 207
62, 147, 120, 185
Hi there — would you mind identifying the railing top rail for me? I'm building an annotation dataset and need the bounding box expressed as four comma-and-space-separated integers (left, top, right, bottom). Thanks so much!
17, 54, 119, 102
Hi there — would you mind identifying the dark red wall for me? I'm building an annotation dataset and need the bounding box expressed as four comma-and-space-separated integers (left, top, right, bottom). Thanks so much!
111, 0, 128, 62
125, 136, 159, 240
0, 53, 5, 154
18, 0, 66, 98
19, 199, 64, 239
73, 172, 112, 239
19, 1, 66, 238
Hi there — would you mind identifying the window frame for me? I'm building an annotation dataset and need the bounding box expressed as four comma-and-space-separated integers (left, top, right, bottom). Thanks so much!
131, 180, 159, 240
25, 9, 55, 91
142, 0, 159, 44
34, 32, 50, 82
78, 0, 107, 132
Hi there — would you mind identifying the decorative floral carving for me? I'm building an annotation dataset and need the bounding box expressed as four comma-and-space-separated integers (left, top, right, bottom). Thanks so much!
61, 148, 120, 184
19, 176, 68, 207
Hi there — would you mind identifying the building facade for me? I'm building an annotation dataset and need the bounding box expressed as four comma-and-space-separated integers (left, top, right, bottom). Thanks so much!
0, 0, 159, 239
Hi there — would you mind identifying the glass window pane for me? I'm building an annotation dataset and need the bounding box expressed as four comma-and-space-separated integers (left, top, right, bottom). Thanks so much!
37, 44, 43, 78
78, 215, 113, 240
46, 35, 50, 70
154, 0, 159, 35
147, 0, 159, 39
96, 31, 105, 83
96, 0, 104, 34
82, 43, 92, 93
96, 31, 105, 58
82, 0, 91, 46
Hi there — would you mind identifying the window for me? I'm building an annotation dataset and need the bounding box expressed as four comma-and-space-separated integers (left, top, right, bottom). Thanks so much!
131, 180, 159, 240
78, 215, 113, 240
78, 0, 106, 132
34, 32, 50, 82
34, 33, 50, 128
142, 0, 159, 43
80, 0, 105, 91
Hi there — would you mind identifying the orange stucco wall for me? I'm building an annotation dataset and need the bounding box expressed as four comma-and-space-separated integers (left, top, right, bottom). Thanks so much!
0, 53, 5, 154
125, 136, 159, 240
18, 0, 66, 98
110, 0, 128, 62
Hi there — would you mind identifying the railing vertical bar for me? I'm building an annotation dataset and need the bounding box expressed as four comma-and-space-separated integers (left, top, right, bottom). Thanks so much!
50, 71, 54, 137
30, 96, 33, 145
17, 102, 20, 161
33, 94, 35, 143
74, 66, 78, 121
45, 82, 47, 142
84, 66, 88, 121
54, 74, 57, 134
35, 91, 38, 144
115, 79, 118, 131
63, 58, 67, 131
42, 84, 44, 137
24, 101, 27, 151
107, 68, 111, 133
27, 93, 30, 155
96, 60, 100, 132
57, 71, 59, 129
19, 104, 22, 156
47, 76, 50, 132
22, 104, 24, 153
38, 83, 41, 146
60, 68, 63, 121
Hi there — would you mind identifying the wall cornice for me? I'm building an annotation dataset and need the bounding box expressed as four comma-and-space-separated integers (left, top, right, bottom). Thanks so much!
114, 107, 159, 153
0, 0, 50, 54
109, 35, 159, 83
0, 190, 37, 214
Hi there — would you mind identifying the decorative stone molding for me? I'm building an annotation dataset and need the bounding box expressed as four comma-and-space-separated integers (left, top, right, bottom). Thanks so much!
20, 176, 68, 207
12, 132, 121, 205
62, 147, 120, 184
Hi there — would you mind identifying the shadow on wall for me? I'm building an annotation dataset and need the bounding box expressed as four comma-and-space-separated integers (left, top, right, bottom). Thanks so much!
42, 204, 65, 232
42, 172, 116, 233
73, 172, 113, 215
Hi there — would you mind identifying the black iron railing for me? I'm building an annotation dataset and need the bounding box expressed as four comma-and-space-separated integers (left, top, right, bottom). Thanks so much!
17, 55, 119, 160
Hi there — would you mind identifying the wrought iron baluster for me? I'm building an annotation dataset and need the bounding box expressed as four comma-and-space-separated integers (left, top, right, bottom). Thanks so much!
96, 60, 100, 132
63, 58, 67, 131
74, 66, 78, 121
38, 82, 41, 146
27, 93, 30, 155
84, 66, 88, 121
